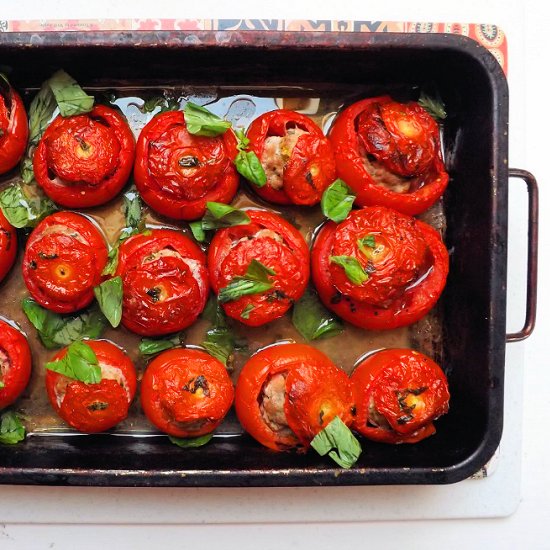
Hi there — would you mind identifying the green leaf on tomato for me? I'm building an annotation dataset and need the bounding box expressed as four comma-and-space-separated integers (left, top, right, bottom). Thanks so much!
329, 255, 369, 285
234, 128, 267, 188
321, 179, 355, 223
0, 410, 26, 445
168, 433, 213, 448
0, 184, 56, 229
123, 188, 143, 231
183, 102, 231, 137
139, 332, 185, 357
240, 303, 255, 320
94, 276, 123, 329
202, 327, 236, 367
45, 340, 102, 385
190, 202, 250, 243
292, 287, 343, 341
310, 416, 362, 469
201, 294, 227, 328
218, 259, 275, 303
48, 69, 94, 118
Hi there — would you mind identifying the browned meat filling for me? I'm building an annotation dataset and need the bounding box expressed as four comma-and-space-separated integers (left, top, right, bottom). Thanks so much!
260, 372, 294, 437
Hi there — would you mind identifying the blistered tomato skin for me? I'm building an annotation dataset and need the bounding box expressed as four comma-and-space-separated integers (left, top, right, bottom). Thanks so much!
311, 207, 449, 330
141, 348, 234, 438
208, 210, 310, 326
0, 86, 29, 175
235, 343, 354, 451
351, 348, 450, 444
0, 209, 17, 284
329, 96, 448, 216
33, 105, 135, 208
45, 340, 137, 433
246, 109, 336, 206
116, 229, 209, 336
0, 320, 32, 410
22, 212, 108, 314
134, 111, 239, 220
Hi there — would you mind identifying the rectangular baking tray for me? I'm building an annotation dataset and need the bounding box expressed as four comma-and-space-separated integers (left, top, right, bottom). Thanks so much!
0, 30, 509, 486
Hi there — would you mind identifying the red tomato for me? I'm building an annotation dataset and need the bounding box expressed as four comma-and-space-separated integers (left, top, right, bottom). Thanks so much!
45, 340, 137, 433
351, 348, 450, 443
0, 320, 32, 410
235, 343, 354, 451
141, 348, 234, 438
33, 105, 135, 208
329, 96, 448, 216
246, 109, 336, 205
116, 229, 209, 336
208, 209, 309, 326
0, 83, 29, 175
134, 110, 239, 220
0, 209, 17, 283
22, 212, 108, 314
311, 206, 449, 330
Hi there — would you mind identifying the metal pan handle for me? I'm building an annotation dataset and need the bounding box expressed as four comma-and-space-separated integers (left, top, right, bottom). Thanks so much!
506, 168, 539, 342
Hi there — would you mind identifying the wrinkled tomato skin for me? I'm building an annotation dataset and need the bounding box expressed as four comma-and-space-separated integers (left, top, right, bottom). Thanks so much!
22, 212, 108, 314
141, 348, 234, 438
235, 343, 353, 451
328, 96, 448, 216
116, 229, 209, 336
0, 320, 32, 410
0, 88, 28, 175
208, 209, 309, 326
312, 207, 449, 330
45, 340, 137, 433
246, 109, 336, 206
33, 105, 135, 208
351, 348, 450, 443
0, 210, 17, 283
134, 111, 239, 220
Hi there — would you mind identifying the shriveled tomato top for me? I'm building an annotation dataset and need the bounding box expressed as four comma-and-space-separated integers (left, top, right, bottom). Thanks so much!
141, 348, 234, 438
0, 209, 17, 283
22, 212, 108, 314
0, 84, 29, 175
116, 229, 209, 336
351, 348, 450, 444
134, 110, 239, 220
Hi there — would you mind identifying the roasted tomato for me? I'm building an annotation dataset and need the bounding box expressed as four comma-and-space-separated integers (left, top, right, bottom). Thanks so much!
116, 229, 209, 336
33, 105, 135, 208
329, 96, 448, 215
0, 76, 28, 175
0, 209, 17, 283
208, 209, 309, 326
246, 109, 336, 205
141, 348, 234, 438
351, 348, 450, 443
45, 340, 137, 433
134, 110, 239, 220
0, 320, 32, 410
22, 212, 108, 314
311, 206, 448, 330
235, 343, 353, 451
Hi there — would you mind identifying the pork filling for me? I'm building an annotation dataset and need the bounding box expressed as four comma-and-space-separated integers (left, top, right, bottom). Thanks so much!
259, 372, 294, 437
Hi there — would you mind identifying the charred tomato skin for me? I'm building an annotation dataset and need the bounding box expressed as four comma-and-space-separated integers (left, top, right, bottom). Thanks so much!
235, 343, 354, 451
208, 209, 310, 327
351, 348, 450, 443
33, 105, 135, 208
141, 347, 234, 438
0, 86, 29, 175
134, 110, 239, 220
116, 229, 209, 336
311, 206, 449, 330
246, 109, 336, 206
22, 211, 108, 314
328, 96, 448, 216
0, 209, 17, 283
45, 340, 137, 434
0, 320, 32, 410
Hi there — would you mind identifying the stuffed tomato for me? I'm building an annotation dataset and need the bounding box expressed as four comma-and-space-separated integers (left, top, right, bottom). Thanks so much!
0, 209, 17, 284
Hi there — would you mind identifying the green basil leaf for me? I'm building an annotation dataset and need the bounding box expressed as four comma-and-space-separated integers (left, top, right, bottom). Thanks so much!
0, 184, 56, 229
235, 150, 267, 188
169, 433, 213, 448
202, 327, 235, 366
139, 96, 179, 114
123, 188, 142, 230
218, 260, 275, 303
201, 294, 227, 328
240, 303, 255, 320
0, 411, 26, 445
358, 234, 376, 249
102, 246, 120, 277
310, 416, 362, 469
201, 202, 250, 230
246, 259, 276, 279
20, 157, 35, 184
93, 276, 123, 328
27, 77, 58, 145
189, 221, 206, 243
292, 287, 344, 341
329, 255, 368, 285
48, 69, 94, 118
183, 102, 231, 137
418, 89, 447, 121
321, 179, 355, 223
139, 332, 185, 357
45, 340, 102, 385
235, 128, 250, 150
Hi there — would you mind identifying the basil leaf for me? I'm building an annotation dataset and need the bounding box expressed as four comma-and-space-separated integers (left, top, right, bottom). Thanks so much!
310, 416, 362, 469
240, 303, 255, 320
123, 189, 142, 230
218, 260, 275, 303
94, 276, 123, 328
140, 96, 179, 114
102, 246, 120, 277
45, 340, 102, 385
202, 325, 238, 366
0, 411, 26, 445
246, 259, 276, 279
48, 69, 94, 118
321, 179, 355, 223
418, 89, 447, 121
235, 150, 267, 188
292, 287, 343, 341
191, 202, 250, 243
169, 433, 213, 448
139, 332, 185, 357
27, 77, 58, 145
20, 157, 35, 185
202, 294, 227, 328
0, 184, 56, 228
329, 255, 368, 285
22, 298, 107, 349
183, 102, 231, 137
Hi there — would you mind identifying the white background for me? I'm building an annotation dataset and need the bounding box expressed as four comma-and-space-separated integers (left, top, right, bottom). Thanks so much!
1, 1, 549, 548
